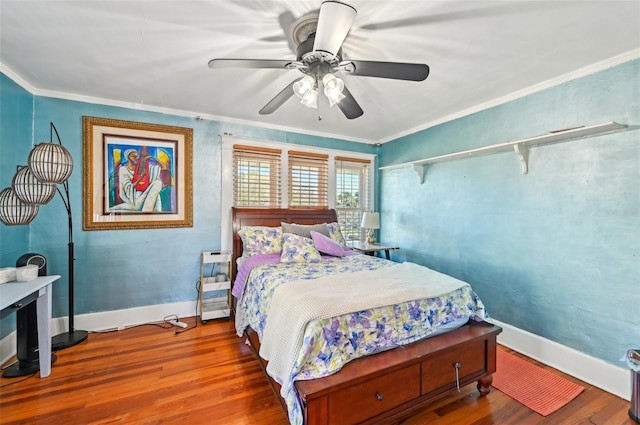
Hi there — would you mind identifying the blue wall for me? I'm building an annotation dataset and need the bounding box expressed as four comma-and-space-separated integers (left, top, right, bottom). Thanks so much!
378, 59, 640, 366
0, 74, 33, 262
1, 81, 374, 338
0, 74, 33, 336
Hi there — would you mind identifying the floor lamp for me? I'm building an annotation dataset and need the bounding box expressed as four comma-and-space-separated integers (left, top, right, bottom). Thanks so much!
1, 122, 88, 352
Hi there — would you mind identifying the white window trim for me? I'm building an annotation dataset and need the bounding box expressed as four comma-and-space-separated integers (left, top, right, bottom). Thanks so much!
220, 135, 376, 252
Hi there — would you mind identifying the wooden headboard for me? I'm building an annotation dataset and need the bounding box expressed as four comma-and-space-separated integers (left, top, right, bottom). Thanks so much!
231, 207, 338, 281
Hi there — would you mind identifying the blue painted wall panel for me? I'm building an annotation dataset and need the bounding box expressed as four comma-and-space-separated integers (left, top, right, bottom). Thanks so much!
0, 74, 33, 336
379, 59, 640, 365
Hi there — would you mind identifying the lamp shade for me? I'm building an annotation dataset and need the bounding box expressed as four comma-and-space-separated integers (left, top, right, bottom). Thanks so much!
0, 187, 39, 225
322, 73, 345, 107
300, 88, 318, 108
293, 75, 316, 99
361, 212, 380, 229
28, 142, 73, 184
12, 166, 57, 204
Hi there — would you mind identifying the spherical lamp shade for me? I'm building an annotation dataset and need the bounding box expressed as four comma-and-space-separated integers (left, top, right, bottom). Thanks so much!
0, 187, 39, 225
28, 143, 73, 184
12, 166, 57, 205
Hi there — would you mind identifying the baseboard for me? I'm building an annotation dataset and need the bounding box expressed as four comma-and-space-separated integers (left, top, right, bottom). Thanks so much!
1, 300, 197, 366
490, 318, 630, 401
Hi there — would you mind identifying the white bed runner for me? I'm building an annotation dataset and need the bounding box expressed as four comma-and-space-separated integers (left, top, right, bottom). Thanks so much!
259, 261, 469, 395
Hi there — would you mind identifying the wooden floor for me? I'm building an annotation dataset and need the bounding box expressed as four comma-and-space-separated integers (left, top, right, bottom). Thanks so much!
0, 317, 633, 425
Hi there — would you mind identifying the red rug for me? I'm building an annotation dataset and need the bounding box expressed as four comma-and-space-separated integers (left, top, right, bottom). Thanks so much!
492, 349, 585, 416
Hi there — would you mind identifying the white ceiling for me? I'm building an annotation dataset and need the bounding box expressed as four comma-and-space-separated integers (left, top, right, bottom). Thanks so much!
1, 1, 639, 144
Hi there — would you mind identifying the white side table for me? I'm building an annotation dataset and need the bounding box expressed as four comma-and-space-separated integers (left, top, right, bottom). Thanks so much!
0, 275, 60, 378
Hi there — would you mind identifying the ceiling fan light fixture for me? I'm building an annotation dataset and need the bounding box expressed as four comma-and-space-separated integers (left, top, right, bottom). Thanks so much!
300, 88, 318, 109
327, 91, 345, 107
293, 75, 316, 99
322, 73, 345, 107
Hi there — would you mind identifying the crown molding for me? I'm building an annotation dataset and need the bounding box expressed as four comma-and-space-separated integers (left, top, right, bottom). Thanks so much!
381, 48, 640, 144
0, 63, 37, 93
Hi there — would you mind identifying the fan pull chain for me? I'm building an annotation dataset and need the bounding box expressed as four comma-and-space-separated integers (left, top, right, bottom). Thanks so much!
318, 76, 323, 121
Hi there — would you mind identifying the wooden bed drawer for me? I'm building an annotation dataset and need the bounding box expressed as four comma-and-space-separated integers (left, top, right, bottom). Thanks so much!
421, 339, 486, 394
327, 364, 421, 425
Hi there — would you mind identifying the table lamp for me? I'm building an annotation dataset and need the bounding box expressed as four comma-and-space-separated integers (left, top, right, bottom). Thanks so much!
361, 212, 380, 245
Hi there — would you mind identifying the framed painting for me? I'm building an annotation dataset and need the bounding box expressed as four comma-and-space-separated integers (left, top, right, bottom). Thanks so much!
82, 116, 193, 230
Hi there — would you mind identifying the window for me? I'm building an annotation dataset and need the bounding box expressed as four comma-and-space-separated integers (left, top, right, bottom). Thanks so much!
335, 157, 371, 241
233, 145, 281, 207
288, 151, 328, 208
222, 137, 374, 249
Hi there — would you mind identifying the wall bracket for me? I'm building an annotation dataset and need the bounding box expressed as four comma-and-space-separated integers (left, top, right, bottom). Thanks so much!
412, 163, 427, 184
513, 143, 529, 174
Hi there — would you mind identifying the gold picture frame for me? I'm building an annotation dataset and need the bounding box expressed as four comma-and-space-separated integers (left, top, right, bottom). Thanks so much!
82, 116, 193, 230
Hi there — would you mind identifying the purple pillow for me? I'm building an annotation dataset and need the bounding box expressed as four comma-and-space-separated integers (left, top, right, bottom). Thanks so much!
310, 230, 345, 257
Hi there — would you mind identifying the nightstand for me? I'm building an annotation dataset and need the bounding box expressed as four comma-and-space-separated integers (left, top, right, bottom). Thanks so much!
346, 241, 399, 260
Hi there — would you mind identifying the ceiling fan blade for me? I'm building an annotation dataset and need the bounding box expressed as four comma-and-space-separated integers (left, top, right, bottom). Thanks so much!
343, 60, 429, 81
259, 79, 298, 115
312, 1, 357, 58
337, 85, 363, 120
208, 59, 293, 70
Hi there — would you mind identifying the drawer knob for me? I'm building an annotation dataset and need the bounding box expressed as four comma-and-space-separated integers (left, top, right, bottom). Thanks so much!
376, 392, 384, 401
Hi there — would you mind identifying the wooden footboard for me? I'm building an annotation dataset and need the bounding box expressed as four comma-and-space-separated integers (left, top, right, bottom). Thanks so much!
247, 321, 501, 425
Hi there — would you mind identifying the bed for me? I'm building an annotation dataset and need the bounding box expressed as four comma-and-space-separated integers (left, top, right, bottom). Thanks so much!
231, 207, 501, 425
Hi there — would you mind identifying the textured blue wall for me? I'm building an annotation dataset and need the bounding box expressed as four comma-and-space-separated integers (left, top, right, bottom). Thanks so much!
0, 74, 33, 262
0, 74, 33, 337
378, 59, 640, 365
0, 92, 373, 325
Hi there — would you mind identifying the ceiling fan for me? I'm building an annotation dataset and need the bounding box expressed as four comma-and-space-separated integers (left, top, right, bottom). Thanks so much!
208, 1, 430, 120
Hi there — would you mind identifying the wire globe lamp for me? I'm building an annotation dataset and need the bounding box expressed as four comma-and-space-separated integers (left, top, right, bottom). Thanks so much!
11, 165, 57, 205
0, 187, 40, 225
28, 142, 73, 184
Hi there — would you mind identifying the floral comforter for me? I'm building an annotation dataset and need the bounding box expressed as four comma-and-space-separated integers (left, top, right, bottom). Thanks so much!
233, 253, 489, 425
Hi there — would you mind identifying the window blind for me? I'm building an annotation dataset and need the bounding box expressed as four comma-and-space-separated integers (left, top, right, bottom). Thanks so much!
288, 150, 329, 208
233, 144, 282, 207
335, 156, 371, 240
